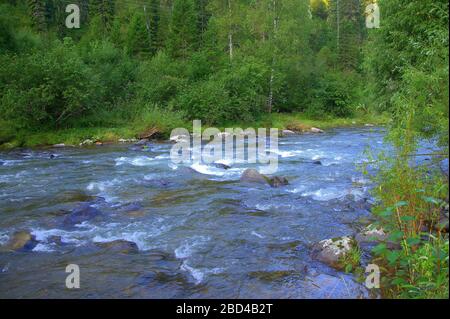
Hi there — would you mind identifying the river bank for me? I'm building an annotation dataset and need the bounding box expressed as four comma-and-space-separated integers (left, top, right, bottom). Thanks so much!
0, 112, 389, 150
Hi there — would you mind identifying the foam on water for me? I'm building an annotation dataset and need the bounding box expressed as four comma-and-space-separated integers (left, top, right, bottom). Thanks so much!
115, 156, 158, 167
180, 261, 224, 285
301, 187, 365, 201
251, 231, 265, 239
190, 163, 225, 176
175, 236, 210, 259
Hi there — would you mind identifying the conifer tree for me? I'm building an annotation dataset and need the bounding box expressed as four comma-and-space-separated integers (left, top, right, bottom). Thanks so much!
167, 0, 198, 59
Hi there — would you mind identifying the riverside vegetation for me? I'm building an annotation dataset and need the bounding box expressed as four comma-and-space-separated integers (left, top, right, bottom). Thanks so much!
0, 0, 448, 298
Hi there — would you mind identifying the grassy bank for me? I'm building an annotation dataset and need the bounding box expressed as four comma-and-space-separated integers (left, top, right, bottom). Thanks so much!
0, 111, 389, 149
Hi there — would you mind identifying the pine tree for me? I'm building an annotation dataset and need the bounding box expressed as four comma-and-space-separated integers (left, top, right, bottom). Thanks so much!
126, 12, 152, 58
167, 0, 198, 59
27, 0, 47, 32
147, 0, 161, 55
328, 0, 364, 70
89, 0, 115, 31
195, 0, 210, 43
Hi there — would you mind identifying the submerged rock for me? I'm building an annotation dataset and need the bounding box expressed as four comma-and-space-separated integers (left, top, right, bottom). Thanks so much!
1, 231, 38, 252
312, 236, 356, 269
240, 169, 269, 184
95, 240, 139, 254
62, 204, 103, 227
305, 273, 368, 299
214, 163, 231, 170
240, 169, 289, 188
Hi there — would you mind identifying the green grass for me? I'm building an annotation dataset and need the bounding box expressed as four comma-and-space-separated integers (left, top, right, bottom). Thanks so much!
0, 110, 390, 149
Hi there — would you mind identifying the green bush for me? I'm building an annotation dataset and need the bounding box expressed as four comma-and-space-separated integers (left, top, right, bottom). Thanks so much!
136, 51, 187, 106
308, 71, 355, 118
174, 56, 269, 124
0, 38, 100, 129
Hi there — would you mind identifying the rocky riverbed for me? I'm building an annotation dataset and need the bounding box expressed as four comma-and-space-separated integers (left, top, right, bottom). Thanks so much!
0, 127, 444, 298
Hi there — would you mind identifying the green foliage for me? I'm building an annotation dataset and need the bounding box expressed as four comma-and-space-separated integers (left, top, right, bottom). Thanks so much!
0, 39, 100, 129
168, 0, 198, 59
0, 38, 137, 130
308, 71, 356, 118
0, 12, 16, 53
126, 12, 152, 58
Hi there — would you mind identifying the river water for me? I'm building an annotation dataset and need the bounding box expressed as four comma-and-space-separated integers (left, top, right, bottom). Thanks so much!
0, 127, 439, 298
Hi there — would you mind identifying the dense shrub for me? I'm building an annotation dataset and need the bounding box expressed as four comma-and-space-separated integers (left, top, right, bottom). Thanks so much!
308, 71, 355, 118
0, 39, 100, 129
136, 52, 187, 106
0, 36, 141, 130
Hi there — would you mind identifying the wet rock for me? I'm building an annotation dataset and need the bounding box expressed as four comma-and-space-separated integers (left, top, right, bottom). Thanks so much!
312, 236, 356, 269
240, 169, 289, 188
1, 231, 38, 252
57, 190, 98, 204
120, 202, 143, 213
49, 154, 57, 159
310, 127, 325, 134
269, 176, 289, 188
282, 130, 296, 136
240, 169, 269, 184
95, 240, 139, 254
215, 163, 231, 170
62, 204, 103, 227
313, 160, 322, 165
355, 225, 387, 244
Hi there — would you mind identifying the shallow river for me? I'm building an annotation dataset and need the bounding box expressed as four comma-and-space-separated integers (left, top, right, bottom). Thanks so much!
0, 127, 438, 298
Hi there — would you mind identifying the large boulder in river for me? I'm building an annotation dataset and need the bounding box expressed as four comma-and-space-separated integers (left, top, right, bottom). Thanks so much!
95, 240, 139, 254
1, 231, 38, 252
62, 204, 103, 227
312, 236, 357, 270
240, 169, 270, 184
240, 169, 289, 188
